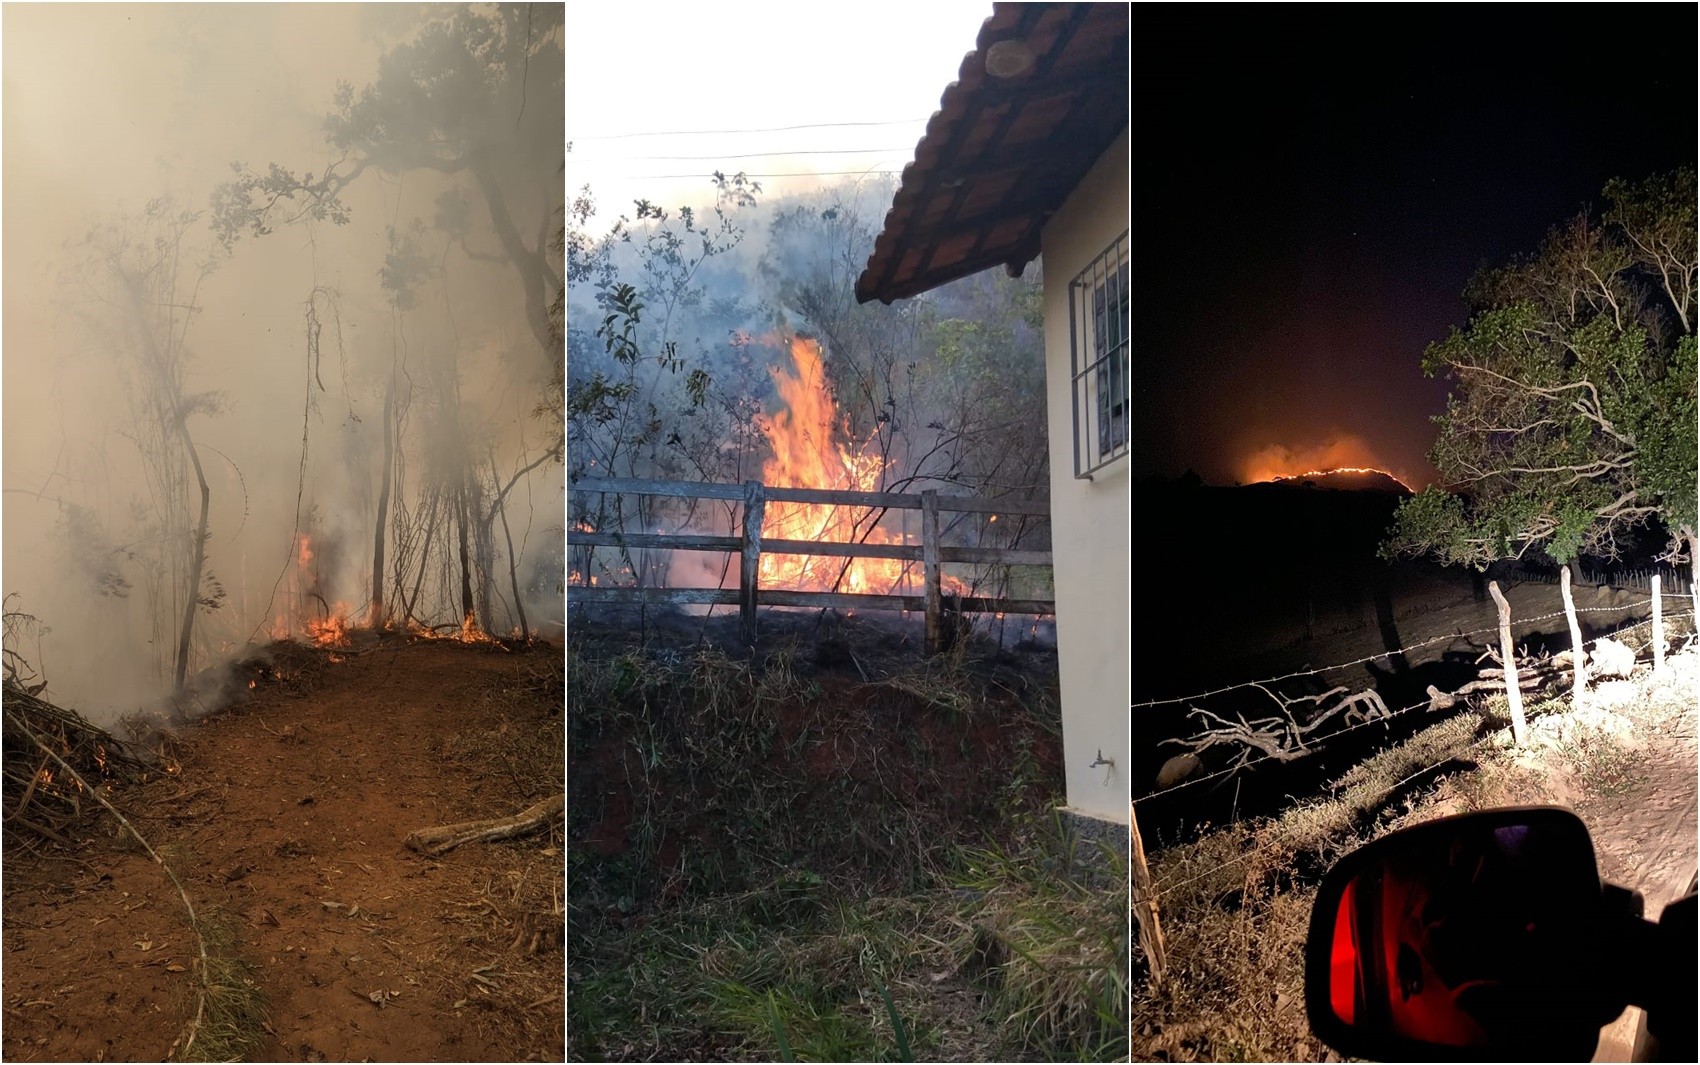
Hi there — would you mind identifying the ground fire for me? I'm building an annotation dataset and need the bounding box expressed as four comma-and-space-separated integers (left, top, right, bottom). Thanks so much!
1255, 466, 1416, 493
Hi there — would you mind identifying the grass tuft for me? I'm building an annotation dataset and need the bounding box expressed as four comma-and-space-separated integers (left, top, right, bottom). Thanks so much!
181, 911, 269, 1063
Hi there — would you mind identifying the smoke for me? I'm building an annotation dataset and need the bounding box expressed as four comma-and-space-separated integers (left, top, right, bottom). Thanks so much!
565, 175, 1051, 609
3, 6, 565, 723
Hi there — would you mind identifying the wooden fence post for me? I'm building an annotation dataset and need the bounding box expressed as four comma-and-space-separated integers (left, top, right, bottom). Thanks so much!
740, 480, 765, 646
1561, 563, 1586, 710
1131, 804, 1169, 989
922, 489, 942, 654
1653, 574, 1665, 676
1488, 580, 1527, 746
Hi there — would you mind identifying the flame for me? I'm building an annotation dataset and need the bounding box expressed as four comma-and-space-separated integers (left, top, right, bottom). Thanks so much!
756, 337, 956, 596
307, 603, 352, 648
248, 679, 257, 690
297, 534, 314, 568
458, 611, 500, 645
1257, 466, 1414, 492
1241, 437, 1413, 492
402, 612, 501, 646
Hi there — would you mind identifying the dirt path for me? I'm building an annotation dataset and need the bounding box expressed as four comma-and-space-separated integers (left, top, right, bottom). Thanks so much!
3, 637, 564, 1062
1559, 659, 1699, 1063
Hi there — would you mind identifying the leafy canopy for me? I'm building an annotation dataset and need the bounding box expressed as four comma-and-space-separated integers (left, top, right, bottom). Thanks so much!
1385, 168, 1697, 568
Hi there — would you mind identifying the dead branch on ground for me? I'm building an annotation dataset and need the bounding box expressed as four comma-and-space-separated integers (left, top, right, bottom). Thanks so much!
404, 793, 564, 856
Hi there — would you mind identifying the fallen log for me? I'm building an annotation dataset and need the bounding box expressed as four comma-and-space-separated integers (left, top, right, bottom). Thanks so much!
403, 793, 564, 856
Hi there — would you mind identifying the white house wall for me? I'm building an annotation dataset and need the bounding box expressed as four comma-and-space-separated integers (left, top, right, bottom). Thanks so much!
1040, 127, 1130, 825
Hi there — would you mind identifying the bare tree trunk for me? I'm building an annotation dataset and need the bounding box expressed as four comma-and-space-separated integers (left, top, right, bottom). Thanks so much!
174, 419, 210, 691
405, 489, 441, 624
472, 162, 560, 364
1488, 580, 1527, 745
456, 473, 475, 627
1688, 530, 1699, 627
490, 454, 528, 641
472, 479, 496, 633
1653, 574, 1666, 675
369, 375, 395, 629
1561, 563, 1586, 709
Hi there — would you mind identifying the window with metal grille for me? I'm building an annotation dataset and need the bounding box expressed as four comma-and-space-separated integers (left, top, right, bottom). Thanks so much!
1068, 231, 1130, 478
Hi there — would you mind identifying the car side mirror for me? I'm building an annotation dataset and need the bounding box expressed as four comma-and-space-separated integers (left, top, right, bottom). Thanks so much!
1303, 806, 1623, 1062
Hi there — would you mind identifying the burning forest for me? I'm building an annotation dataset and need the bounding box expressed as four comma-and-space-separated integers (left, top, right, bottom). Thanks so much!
3, 7, 565, 1062
566, 183, 1057, 640
5, 5, 565, 720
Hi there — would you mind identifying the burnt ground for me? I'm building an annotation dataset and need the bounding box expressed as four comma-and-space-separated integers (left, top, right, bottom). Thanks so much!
2, 636, 564, 1063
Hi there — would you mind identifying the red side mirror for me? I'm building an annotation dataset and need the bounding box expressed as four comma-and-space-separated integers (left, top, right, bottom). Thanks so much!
1304, 807, 1621, 1061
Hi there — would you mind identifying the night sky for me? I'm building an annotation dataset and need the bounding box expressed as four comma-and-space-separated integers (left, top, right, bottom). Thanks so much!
1133, 6, 1698, 489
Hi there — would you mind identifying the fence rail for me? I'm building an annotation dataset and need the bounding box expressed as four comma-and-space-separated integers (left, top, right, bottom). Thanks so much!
568, 477, 1054, 648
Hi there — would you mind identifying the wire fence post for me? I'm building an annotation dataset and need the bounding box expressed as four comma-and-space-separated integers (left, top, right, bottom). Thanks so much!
1131, 803, 1169, 989
740, 479, 765, 646
1561, 563, 1586, 710
1652, 574, 1665, 676
1488, 580, 1527, 746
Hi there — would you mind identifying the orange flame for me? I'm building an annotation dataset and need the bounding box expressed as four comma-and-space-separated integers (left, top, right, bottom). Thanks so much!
1241, 437, 1413, 492
1260, 465, 1415, 492
460, 611, 495, 643
307, 603, 352, 648
756, 337, 929, 596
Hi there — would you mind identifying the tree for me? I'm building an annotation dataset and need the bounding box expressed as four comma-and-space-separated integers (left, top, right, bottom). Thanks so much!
214, 5, 563, 368
210, 5, 564, 638
68, 200, 229, 690
1386, 168, 1698, 677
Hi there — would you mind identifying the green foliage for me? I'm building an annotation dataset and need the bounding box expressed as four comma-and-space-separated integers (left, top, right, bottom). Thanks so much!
1387, 168, 1699, 568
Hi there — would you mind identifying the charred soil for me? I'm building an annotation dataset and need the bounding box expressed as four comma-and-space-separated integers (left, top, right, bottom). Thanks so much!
2, 637, 565, 1063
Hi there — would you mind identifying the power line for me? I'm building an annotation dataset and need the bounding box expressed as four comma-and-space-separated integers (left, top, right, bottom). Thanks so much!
612, 147, 913, 161
602, 170, 907, 180
570, 118, 930, 140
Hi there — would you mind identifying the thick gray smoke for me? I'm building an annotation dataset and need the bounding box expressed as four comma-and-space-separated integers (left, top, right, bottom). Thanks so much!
3, 6, 566, 723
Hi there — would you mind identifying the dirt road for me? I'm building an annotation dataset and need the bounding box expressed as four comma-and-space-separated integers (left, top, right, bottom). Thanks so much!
1567, 659, 1698, 1063
2, 637, 564, 1062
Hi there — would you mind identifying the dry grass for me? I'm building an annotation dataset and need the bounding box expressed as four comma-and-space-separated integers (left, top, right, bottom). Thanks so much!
1133, 711, 1489, 1062
180, 911, 269, 1064
1135, 642, 1698, 1062
567, 632, 1119, 1062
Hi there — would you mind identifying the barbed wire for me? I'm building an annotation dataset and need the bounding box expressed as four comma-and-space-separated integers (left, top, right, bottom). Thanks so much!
1133, 611, 1696, 807
1141, 612, 1697, 901
1131, 594, 1677, 709
1146, 747, 1472, 901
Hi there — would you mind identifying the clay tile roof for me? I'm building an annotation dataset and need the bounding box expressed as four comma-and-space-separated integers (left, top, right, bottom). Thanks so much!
855, 2, 1129, 305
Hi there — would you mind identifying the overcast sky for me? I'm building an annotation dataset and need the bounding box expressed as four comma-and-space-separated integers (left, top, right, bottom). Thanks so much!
564, 0, 993, 233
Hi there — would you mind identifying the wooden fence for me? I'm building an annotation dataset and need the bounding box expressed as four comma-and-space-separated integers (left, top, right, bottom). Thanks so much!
567, 476, 1054, 649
